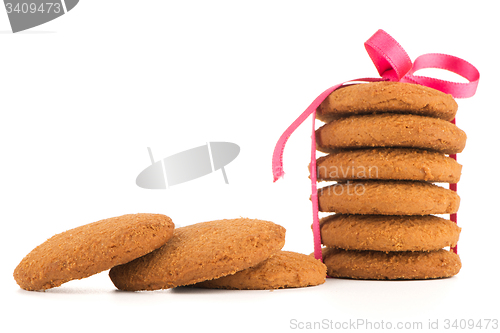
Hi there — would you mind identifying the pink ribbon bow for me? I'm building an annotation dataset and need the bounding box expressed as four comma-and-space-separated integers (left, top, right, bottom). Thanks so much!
272, 29, 480, 261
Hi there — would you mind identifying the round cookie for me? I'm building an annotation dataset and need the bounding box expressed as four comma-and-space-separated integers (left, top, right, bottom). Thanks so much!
316, 113, 466, 154
14, 213, 175, 291
320, 214, 461, 252
316, 148, 462, 183
322, 247, 461, 280
192, 251, 326, 290
316, 81, 458, 122
109, 218, 286, 291
317, 180, 460, 215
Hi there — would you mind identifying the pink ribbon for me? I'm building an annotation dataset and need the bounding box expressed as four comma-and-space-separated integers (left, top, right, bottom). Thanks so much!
272, 29, 480, 260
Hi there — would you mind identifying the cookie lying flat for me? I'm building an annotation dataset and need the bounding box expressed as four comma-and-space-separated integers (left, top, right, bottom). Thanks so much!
322, 247, 461, 280
14, 213, 174, 291
316, 148, 462, 183
192, 251, 326, 290
316, 114, 466, 154
318, 180, 460, 215
109, 218, 286, 291
316, 81, 458, 122
320, 214, 461, 252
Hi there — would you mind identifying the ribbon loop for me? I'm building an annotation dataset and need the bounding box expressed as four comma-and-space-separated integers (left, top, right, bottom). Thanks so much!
364, 29, 412, 81
402, 53, 480, 98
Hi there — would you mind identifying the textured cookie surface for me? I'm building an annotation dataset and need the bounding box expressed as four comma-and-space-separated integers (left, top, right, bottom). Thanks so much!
109, 218, 286, 291
316, 81, 458, 122
316, 113, 466, 154
192, 251, 326, 290
318, 180, 460, 215
322, 247, 461, 280
316, 148, 462, 183
320, 214, 461, 252
14, 213, 175, 291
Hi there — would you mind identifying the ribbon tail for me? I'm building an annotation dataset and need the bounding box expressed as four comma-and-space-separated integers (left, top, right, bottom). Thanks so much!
272, 84, 342, 182
449, 118, 458, 254
310, 109, 323, 261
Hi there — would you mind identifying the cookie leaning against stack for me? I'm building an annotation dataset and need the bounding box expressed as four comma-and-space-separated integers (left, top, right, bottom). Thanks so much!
314, 81, 463, 280
192, 251, 327, 290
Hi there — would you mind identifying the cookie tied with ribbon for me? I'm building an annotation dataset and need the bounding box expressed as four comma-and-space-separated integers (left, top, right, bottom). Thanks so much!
272, 30, 479, 279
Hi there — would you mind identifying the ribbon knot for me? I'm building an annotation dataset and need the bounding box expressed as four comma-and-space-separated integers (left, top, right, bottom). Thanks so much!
271, 29, 480, 261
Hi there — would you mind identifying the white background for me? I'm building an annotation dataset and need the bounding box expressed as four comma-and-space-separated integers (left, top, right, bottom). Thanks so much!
1, 1, 498, 332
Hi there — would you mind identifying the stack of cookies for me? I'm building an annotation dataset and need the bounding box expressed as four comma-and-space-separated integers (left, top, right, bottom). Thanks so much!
314, 81, 464, 280
14, 213, 327, 291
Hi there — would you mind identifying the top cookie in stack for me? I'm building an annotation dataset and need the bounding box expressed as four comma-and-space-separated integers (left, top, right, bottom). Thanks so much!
316, 81, 458, 122
314, 81, 463, 280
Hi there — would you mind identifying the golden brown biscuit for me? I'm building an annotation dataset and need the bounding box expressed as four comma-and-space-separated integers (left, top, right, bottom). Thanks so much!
192, 251, 326, 290
316, 114, 466, 154
316, 148, 462, 183
316, 81, 458, 122
322, 247, 461, 280
109, 218, 286, 291
318, 180, 460, 215
14, 213, 174, 291
320, 214, 461, 252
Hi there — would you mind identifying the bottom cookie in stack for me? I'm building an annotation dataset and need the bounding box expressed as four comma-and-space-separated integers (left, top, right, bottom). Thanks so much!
319, 214, 462, 280
321, 248, 461, 280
